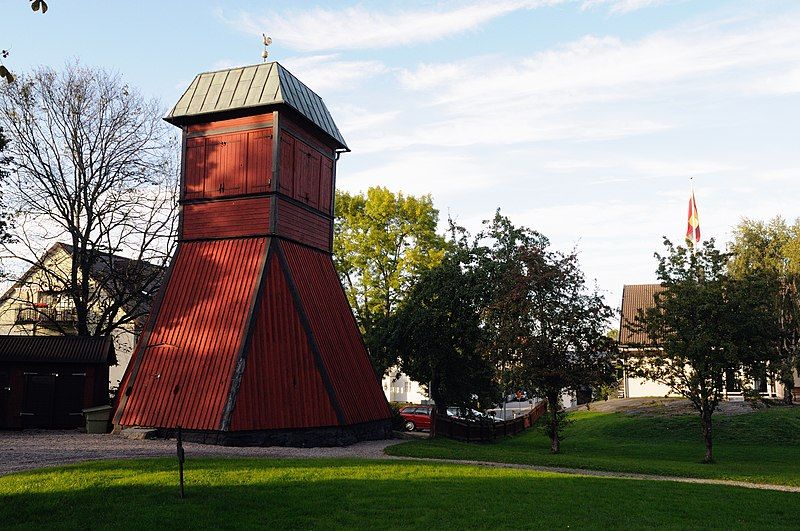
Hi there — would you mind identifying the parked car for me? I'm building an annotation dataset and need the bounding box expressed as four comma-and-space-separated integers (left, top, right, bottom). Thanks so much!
398, 404, 433, 431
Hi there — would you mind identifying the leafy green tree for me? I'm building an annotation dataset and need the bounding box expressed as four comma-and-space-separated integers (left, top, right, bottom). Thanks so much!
630, 238, 780, 462
729, 217, 800, 403
386, 241, 498, 414
471, 213, 616, 452
333, 187, 446, 375
471, 213, 542, 405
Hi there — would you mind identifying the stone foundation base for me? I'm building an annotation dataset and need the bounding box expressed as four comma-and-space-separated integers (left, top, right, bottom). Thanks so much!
137, 418, 393, 448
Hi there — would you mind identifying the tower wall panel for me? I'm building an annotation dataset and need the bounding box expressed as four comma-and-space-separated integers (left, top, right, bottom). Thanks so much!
275, 198, 332, 251
280, 240, 391, 425
229, 254, 340, 430
182, 197, 271, 240
118, 238, 267, 430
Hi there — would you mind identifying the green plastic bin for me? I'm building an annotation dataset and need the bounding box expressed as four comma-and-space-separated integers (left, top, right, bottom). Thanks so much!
82, 404, 113, 434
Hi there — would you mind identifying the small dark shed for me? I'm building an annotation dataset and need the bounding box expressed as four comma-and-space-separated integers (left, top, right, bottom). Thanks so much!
0, 336, 113, 429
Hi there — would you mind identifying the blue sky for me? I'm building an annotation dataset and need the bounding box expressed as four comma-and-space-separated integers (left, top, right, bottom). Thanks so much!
3, 0, 800, 314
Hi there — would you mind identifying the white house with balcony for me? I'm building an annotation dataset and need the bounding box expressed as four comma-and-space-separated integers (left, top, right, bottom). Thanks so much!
0, 242, 163, 392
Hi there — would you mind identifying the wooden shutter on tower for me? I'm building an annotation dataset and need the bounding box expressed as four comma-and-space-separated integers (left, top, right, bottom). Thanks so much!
246, 129, 273, 193
293, 140, 311, 204
319, 157, 333, 214
279, 135, 295, 196
205, 133, 246, 198
184, 137, 206, 200
306, 150, 321, 210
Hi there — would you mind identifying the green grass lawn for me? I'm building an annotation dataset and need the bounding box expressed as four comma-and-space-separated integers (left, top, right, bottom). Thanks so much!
0, 458, 798, 530
386, 406, 800, 486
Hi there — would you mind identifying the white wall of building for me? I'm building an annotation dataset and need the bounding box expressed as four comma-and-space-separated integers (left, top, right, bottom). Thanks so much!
623, 376, 679, 398
382, 368, 429, 404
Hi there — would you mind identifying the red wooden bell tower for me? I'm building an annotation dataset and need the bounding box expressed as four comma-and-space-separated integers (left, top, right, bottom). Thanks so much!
113, 63, 392, 445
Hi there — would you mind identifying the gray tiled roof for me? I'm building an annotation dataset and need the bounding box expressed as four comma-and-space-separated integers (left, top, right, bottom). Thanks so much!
165, 62, 348, 150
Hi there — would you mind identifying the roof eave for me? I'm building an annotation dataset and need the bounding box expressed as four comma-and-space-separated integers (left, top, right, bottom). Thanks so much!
164, 103, 350, 152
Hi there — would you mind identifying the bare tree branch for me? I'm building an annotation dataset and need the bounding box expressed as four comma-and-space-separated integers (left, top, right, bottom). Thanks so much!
0, 62, 177, 339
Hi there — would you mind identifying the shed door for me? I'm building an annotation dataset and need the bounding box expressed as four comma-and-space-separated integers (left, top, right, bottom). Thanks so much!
246, 129, 274, 193
54, 373, 86, 428
206, 133, 246, 197
21, 373, 55, 428
279, 135, 295, 196
0, 371, 9, 428
184, 137, 206, 200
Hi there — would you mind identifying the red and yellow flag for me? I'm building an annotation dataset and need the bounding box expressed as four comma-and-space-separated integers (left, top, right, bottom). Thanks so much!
686, 190, 700, 246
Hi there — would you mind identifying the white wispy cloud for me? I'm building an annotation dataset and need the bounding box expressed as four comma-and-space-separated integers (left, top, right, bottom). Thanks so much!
754, 168, 800, 182
349, 115, 670, 154
339, 150, 491, 196
581, 0, 677, 14
221, 1, 556, 52
746, 67, 800, 96
331, 104, 400, 134
399, 16, 800, 110
280, 54, 388, 92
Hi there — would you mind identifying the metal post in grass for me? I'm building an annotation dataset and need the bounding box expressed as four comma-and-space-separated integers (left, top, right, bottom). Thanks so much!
177, 426, 185, 499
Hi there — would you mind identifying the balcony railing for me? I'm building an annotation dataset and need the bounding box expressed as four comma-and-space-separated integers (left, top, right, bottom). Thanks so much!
16, 307, 78, 326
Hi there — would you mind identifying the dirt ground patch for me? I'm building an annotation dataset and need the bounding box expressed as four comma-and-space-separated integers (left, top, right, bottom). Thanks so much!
578, 397, 790, 416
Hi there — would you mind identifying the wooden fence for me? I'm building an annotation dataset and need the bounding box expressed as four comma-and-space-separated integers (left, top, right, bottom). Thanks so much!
431, 400, 548, 442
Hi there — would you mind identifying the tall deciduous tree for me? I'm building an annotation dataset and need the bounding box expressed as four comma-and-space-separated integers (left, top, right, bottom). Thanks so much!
0, 127, 12, 256
333, 186, 445, 375
0, 63, 177, 338
387, 240, 498, 414
476, 213, 616, 453
630, 238, 780, 463
729, 217, 800, 403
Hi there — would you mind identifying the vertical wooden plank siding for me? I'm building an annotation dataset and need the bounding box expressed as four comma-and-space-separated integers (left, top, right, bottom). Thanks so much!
229, 253, 339, 430
280, 240, 391, 425
119, 238, 267, 430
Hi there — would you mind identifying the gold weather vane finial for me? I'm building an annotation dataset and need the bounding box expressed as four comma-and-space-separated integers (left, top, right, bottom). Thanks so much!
261, 34, 272, 62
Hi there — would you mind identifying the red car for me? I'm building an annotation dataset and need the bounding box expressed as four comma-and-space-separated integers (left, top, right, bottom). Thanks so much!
398, 405, 433, 431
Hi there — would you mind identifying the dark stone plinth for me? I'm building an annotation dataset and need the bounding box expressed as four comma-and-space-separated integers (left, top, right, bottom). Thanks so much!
151, 418, 393, 448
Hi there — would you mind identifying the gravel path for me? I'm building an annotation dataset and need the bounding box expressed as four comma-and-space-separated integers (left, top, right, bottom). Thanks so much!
388, 456, 800, 493
0, 430, 398, 476
2, 430, 797, 493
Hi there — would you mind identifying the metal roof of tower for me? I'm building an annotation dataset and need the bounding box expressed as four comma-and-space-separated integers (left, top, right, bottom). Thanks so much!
165, 62, 348, 151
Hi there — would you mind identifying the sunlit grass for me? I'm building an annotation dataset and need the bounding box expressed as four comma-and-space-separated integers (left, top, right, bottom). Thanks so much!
0, 458, 796, 529
387, 406, 800, 486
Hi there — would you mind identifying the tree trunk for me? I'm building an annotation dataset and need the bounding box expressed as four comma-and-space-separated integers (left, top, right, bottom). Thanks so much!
701, 411, 713, 463
548, 394, 560, 454
430, 374, 447, 416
